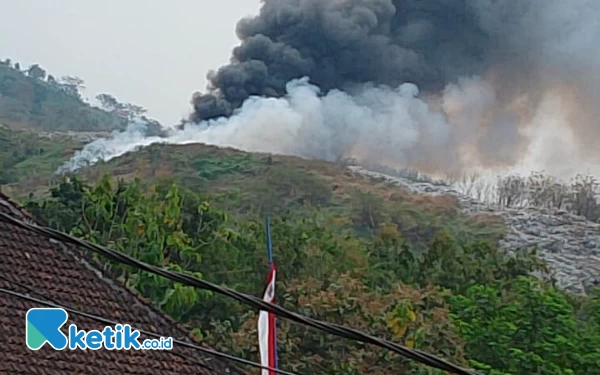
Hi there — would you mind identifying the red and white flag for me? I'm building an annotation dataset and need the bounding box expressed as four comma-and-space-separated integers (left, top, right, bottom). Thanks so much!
258, 263, 277, 375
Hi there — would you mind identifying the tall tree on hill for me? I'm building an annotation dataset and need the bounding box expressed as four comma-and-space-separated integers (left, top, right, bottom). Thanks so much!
59, 75, 85, 98
27, 64, 46, 80
96, 93, 120, 112
96, 93, 148, 122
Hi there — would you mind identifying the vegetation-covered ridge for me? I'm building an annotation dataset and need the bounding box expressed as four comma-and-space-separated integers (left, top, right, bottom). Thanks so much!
0, 60, 124, 132
20, 142, 600, 374
59, 142, 507, 247
0, 58, 162, 133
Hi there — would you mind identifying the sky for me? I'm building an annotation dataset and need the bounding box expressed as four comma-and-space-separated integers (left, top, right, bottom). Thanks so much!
0, 0, 261, 126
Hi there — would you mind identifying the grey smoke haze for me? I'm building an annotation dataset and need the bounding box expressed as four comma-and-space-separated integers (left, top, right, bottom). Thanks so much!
62, 0, 600, 178
185, 0, 600, 173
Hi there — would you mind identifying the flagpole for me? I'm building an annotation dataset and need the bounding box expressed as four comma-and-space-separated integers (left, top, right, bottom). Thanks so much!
265, 215, 279, 371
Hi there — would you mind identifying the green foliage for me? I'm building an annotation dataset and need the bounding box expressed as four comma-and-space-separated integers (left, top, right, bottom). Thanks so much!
192, 153, 260, 180
28, 176, 215, 320
0, 127, 79, 185
349, 189, 505, 248
450, 278, 600, 375
23, 168, 600, 375
244, 163, 333, 214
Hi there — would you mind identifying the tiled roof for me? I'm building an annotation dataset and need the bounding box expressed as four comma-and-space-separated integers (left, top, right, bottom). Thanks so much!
0, 192, 246, 375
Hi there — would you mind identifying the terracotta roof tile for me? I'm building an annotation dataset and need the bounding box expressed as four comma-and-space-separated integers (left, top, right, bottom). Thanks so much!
0, 192, 246, 375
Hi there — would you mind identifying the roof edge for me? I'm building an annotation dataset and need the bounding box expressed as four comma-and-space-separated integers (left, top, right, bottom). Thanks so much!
0, 191, 245, 374
0, 191, 37, 222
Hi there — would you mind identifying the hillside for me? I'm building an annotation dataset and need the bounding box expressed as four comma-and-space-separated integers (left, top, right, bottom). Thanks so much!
6, 139, 600, 293
15, 140, 600, 375
51, 143, 508, 244
0, 61, 127, 132
352, 167, 600, 294
0, 60, 167, 197
0, 125, 84, 186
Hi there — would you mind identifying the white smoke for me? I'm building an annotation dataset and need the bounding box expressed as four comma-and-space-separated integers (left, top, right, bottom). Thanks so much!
57, 122, 166, 174
57, 77, 477, 173
58, 75, 597, 180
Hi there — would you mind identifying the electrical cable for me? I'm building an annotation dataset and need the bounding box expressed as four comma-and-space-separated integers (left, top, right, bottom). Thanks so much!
0, 212, 480, 375
0, 286, 301, 375
0, 274, 229, 375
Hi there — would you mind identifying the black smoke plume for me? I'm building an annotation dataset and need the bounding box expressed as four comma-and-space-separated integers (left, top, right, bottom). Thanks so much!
63, 1, 600, 179
191, 0, 492, 122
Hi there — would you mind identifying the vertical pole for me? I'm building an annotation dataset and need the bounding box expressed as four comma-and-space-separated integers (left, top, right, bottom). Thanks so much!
266, 215, 273, 263
265, 215, 278, 371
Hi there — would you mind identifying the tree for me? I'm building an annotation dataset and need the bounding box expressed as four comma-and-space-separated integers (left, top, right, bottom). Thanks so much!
27, 64, 46, 80
95, 93, 120, 112
215, 274, 465, 375
450, 277, 600, 375
95, 93, 149, 122
122, 103, 147, 121
58, 75, 85, 98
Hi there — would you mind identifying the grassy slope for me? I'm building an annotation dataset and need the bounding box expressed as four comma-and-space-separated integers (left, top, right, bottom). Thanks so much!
0, 61, 504, 247
0, 127, 82, 193
0, 123, 505, 246
76, 143, 506, 247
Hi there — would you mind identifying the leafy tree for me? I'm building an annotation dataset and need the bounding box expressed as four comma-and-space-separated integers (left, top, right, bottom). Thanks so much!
27, 64, 46, 80
96, 93, 120, 112
214, 274, 465, 375
95, 92, 153, 124
58, 75, 85, 98
450, 278, 600, 375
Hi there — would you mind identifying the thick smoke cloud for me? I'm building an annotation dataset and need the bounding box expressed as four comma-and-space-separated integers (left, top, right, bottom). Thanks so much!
184, 0, 600, 175
62, 0, 600, 179
59, 78, 477, 174
191, 0, 491, 122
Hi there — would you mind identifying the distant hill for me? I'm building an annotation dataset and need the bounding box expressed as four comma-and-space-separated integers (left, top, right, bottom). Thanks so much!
0, 60, 126, 132
5, 141, 506, 249
0, 59, 166, 192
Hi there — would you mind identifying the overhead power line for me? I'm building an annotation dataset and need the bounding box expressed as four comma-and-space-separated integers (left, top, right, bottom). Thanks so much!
0, 287, 300, 375
0, 273, 278, 375
0, 212, 480, 375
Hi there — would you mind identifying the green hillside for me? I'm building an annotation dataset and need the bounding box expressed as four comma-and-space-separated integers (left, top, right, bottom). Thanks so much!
0, 125, 82, 186
0, 59, 166, 197
0, 60, 126, 132
13, 142, 505, 247
20, 143, 600, 375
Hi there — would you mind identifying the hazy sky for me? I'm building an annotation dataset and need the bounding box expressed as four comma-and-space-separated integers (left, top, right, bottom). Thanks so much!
0, 0, 261, 125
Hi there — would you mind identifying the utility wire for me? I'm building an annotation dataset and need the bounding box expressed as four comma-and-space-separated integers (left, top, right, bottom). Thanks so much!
0, 274, 227, 375
0, 212, 480, 375
0, 287, 300, 375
